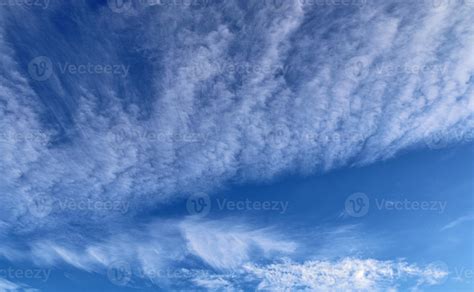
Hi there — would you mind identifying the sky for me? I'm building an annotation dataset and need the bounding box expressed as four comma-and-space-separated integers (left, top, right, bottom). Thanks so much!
0, 0, 473, 291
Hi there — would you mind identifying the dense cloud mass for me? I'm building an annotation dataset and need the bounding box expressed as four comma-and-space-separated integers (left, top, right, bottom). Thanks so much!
0, 0, 473, 226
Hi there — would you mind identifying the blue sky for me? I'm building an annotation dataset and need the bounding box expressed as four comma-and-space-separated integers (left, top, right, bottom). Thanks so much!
0, 0, 473, 291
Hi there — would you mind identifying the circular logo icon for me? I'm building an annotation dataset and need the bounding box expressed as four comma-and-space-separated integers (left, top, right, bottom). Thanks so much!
429, 0, 448, 11
27, 193, 54, 218
461, 128, 474, 143
345, 56, 370, 82
28, 56, 53, 81
424, 132, 449, 150
186, 193, 211, 217
345, 192, 369, 217
109, 129, 128, 144
107, 0, 132, 13
267, 124, 291, 150
427, 260, 449, 284
107, 261, 132, 286
270, 0, 285, 9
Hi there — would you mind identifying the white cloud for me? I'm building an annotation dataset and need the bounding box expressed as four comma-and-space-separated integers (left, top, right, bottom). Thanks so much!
243, 258, 448, 292
0, 0, 472, 232
180, 218, 297, 270
441, 214, 474, 231
0, 277, 38, 292
0, 4, 472, 291
0, 216, 453, 291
